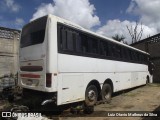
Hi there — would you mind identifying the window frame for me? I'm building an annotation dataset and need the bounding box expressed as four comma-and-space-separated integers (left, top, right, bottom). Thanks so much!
57, 22, 149, 65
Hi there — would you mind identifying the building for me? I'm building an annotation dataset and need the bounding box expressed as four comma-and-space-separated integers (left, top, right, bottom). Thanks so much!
131, 33, 160, 83
0, 26, 20, 77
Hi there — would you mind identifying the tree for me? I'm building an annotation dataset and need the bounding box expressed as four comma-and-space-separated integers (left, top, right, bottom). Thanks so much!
123, 41, 128, 45
112, 34, 125, 42
126, 21, 144, 44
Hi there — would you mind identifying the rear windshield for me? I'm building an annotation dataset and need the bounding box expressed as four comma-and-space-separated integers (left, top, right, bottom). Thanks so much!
20, 16, 47, 48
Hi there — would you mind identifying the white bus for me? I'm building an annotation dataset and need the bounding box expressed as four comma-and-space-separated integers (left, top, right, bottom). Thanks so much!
19, 14, 152, 111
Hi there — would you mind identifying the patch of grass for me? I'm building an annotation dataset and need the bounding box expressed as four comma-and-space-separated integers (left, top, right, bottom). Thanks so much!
122, 92, 137, 97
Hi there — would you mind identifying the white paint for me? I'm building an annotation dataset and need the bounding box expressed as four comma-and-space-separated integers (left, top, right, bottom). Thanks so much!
19, 14, 152, 106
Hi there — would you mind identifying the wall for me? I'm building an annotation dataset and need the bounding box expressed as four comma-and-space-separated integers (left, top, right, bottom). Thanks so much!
0, 27, 20, 77
131, 33, 160, 83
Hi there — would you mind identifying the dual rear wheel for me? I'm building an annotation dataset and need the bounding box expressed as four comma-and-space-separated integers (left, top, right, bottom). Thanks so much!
84, 83, 112, 113
101, 84, 112, 103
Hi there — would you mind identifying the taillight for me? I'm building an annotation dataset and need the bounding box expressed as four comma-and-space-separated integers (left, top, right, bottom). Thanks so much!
20, 74, 40, 78
46, 73, 52, 87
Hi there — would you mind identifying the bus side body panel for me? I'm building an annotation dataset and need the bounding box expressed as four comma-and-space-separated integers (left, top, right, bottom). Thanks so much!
57, 53, 149, 105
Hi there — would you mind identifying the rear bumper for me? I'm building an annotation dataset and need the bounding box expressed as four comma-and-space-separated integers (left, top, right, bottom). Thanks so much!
22, 88, 57, 105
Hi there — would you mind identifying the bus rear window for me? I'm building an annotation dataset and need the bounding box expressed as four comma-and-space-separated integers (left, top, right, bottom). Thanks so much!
21, 16, 47, 48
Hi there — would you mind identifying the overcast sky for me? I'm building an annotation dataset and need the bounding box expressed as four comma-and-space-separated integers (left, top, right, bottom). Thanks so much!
0, 0, 160, 44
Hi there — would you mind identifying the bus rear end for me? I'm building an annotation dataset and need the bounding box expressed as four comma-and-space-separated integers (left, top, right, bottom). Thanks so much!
19, 16, 54, 97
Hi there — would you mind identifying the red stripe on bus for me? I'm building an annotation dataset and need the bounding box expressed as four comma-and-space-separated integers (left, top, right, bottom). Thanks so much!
20, 74, 40, 78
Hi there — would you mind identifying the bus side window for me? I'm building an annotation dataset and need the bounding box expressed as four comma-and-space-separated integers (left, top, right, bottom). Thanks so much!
72, 32, 77, 51
108, 42, 112, 57
144, 55, 148, 63
123, 48, 130, 61
121, 48, 125, 60
67, 30, 74, 51
76, 33, 82, 53
60, 26, 76, 52
58, 25, 62, 50
62, 28, 67, 50
129, 50, 133, 61
111, 44, 116, 58
131, 51, 135, 61
100, 41, 105, 56
137, 52, 140, 62
140, 54, 144, 63
119, 46, 123, 59
115, 45, 121, 58
91, 38, 98, 54
134, 52, 138, 62
139, 54, 143, 63
81, 34, 89, 53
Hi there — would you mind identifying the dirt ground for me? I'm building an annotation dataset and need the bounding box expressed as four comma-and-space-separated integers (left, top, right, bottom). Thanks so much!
0, 83, 160, 120
61, 84, 160, 120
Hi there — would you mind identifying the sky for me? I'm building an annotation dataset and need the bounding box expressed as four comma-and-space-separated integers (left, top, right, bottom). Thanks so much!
0, 0, 160, 44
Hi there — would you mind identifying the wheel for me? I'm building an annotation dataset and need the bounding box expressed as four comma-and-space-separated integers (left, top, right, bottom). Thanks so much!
146, 76, 150, 85
101, 84, 112, 103
85, 85, 98, 106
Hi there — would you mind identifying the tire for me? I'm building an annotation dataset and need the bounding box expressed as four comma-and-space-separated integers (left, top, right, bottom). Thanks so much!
101, 84, 112, 103
146, 76, 150, 85
85, 85, 98, 106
